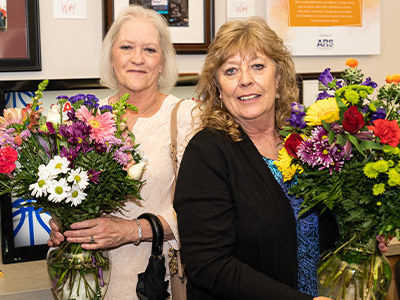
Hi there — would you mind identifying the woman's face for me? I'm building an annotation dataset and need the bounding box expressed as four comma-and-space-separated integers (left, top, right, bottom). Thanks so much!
216, 52, 279, 128
111, 18, 163, 95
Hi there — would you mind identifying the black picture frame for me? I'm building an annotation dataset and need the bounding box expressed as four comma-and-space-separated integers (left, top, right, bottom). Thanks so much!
298, 72, 342, 104
0, 0, 41, 72
103, 0, 214, 54
0, 79, 104, 264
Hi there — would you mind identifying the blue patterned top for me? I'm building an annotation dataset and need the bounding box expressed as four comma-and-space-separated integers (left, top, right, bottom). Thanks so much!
263, 157, 320, 297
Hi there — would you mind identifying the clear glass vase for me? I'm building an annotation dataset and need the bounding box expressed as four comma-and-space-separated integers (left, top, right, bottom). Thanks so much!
47, 241, 111, 300
317, 236, 392, 300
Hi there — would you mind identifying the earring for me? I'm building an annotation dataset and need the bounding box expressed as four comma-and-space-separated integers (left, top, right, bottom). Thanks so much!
275, 92, 280, 100
158, 75, 163, 83
111, 68, 115, 77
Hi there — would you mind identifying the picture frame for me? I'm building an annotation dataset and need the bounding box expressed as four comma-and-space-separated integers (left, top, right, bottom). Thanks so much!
0, 79, 106, 264
299, 72, 342, 105
103, 0, 214, 54
0, 0, 41, 72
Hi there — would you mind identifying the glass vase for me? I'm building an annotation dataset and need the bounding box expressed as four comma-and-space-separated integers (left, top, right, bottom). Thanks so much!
317, 236, 392, 300
47, 241, 111, 300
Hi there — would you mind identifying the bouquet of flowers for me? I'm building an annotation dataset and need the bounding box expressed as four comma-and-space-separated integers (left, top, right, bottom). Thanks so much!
275, 59, 400, 299
0, 80, 146, 300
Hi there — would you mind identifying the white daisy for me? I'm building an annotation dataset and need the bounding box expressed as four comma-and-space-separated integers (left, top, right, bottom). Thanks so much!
29, 177, 51, 198
47, 156, 70, 176
47, 178, 71, 203
37, 164, 55, 180
67, 168, 89, 190
65, 185, 87, 206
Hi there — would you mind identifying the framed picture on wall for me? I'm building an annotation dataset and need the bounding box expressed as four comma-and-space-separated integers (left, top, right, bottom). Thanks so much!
0, 0, 41, 72
103, 0, 214, 54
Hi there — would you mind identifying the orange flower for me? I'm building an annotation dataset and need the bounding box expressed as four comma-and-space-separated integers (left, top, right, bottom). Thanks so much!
385, 73, 400, 84
345, 58, 359, 68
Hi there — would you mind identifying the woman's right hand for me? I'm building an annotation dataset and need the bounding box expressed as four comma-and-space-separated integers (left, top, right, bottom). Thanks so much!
47, 218, 65, 247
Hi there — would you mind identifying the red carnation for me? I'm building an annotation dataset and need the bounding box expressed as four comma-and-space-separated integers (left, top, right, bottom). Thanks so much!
367, 119, 400, 147
342, 106, 365, 134
0, 146, 18, 174
284, 133, 304, 159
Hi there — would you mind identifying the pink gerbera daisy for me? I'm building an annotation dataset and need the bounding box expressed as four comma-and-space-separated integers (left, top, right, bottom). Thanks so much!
0, 108, 24, 135
75, 106, 116, 142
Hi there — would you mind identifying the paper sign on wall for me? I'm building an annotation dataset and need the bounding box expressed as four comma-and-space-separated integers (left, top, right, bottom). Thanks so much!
53, 0, 87, 19
227, 0, 256, 19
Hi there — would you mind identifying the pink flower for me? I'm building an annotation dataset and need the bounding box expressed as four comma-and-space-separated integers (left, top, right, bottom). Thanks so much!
0, 108, 23, 135
0, 146, 18, 173
75, 106, 116, 142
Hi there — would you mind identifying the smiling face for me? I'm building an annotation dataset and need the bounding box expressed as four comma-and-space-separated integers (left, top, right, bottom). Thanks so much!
111, 18, 163, 95
216, 52, 280, 128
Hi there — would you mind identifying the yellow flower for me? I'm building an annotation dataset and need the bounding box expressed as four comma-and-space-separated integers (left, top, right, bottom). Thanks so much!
388, 168, 400, 186
304, 97, 340, 126
364, 163, 379, 179
274, 146, 303, 182
345, 58, 359, 68
373, 160, 390, 173
372, 183, 385, 196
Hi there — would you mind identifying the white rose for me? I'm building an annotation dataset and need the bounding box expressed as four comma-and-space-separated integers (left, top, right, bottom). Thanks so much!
46, 104, 61, 124
127, 162, 147, 180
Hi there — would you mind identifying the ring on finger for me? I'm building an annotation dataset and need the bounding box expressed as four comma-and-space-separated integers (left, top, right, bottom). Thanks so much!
91, 235, 95, 244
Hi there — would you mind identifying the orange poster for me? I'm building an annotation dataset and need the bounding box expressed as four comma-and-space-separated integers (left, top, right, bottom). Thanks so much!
288, 0, 362, 27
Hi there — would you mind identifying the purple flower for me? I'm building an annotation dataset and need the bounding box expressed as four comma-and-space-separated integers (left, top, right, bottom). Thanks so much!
287, 102, 307, 129
113, 149, 129, 165
69, 94, 86, 104
88, 169, 101, 183
20, 130, 31, 141
59, 122, 93, 154
316, 91, 332, 101
67, 108, 77, 121
355, 131, 374, 140
361, 105, 369, 114
330, 123, 344, 134
371, 108, 386, 122
297, 126, 345, 174
361, 77, 378, 88
38, 122, 56, 135
60, 146, 79, 163
102, 136, 123, 152
56, 95, 69, 101
319, 68, 334, 87
100, 105, 113, 112
0, 134, 15, 147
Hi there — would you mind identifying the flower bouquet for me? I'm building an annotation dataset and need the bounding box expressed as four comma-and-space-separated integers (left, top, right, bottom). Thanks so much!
0, 80, 146, 300
275, 59, 400, 300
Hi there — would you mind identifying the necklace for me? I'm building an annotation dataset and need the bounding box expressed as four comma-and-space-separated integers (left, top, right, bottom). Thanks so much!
253, 143, 280, 157
126, 94, 158, 127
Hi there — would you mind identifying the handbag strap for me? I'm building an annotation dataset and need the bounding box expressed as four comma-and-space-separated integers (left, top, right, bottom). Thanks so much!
170, 99, 185, 201
137, 213, 164, 256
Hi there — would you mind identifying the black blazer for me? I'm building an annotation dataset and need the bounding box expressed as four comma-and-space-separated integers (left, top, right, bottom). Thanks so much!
174, 128, 337, 300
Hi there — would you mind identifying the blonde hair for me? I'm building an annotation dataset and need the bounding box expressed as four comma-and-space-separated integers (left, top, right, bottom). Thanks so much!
99, 5, 177, 93
195, 16, 298, 141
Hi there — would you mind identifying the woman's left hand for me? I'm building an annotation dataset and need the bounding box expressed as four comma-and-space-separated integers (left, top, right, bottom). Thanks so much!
376, 234, 393, 253
63, 215, 141, 250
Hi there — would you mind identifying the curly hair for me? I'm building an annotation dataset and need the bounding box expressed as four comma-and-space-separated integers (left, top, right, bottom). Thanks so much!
195, 16, 298, 141
99, 5, 177, 93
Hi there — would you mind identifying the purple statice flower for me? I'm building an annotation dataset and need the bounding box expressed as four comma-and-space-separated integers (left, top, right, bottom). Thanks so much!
69, 94, 86, 104
20, 129, 31, 141
38, 122, 56, 135
371, 108, 386, 122
100, 105, 113, 112
67, 108, 77, 121
86, 94, 99, 103
84, 99, 99, 109
316, 90, 332, 101
287, 102, 306, 129
361, 105, 369, 114
113, 149, 129, 165
361, 77, 378, 88
88, 169, 101, 183
56, 95, 69, 101
319, 68, 334, 87
330, 123, 344, 134
60, 146, 79, 163
297, 126, 345, 174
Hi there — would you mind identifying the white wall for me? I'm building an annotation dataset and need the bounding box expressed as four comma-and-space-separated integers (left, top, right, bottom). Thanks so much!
1, 0, 400, 95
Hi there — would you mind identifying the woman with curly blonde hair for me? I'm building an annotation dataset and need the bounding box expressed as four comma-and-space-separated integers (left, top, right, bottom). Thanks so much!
174, 17, 338, 300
